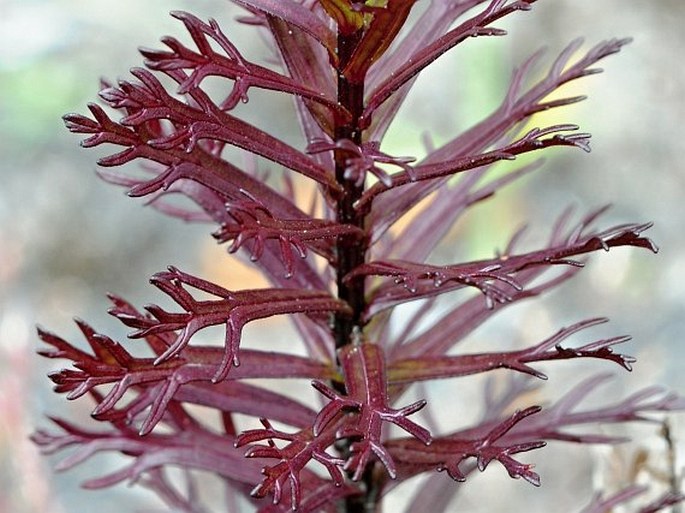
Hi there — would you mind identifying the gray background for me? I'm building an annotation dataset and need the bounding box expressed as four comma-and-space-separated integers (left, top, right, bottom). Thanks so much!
1, 1, 683, 512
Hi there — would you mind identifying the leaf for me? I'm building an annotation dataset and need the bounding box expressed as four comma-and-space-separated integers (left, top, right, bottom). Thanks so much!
387, 268, 578, 363
359, 214, 656, 316
341, 1, 419, 83
387, 318, 634, 383
235, 420, 345, 510
38, 318, 336, 434
577, 486, 651, 513
119, 266, 350, 382
214, 189, 364, 276
100, 67, 341, 192
381, 208, 609, 360
357, 124, 591, 212
638, 493, 685, 513
65, 101, 325, 223
230, 0, 336, 55
312, 343, 431, 480
387, 406, 544, 485
267, 15, 339, 138
368, 36, 632, 236
361, 0, 533, 128
32, 414, 263, 489
507, 374, 685, 444
141, 11, 346, 119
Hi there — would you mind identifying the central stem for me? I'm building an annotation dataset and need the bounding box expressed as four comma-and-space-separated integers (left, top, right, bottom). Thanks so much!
334, 31, 366, 350
333, 29, 375, 513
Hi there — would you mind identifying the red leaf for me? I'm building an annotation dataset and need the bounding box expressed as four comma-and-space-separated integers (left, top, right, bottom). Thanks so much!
126, 267, 350, 381
313, 343, 431, 480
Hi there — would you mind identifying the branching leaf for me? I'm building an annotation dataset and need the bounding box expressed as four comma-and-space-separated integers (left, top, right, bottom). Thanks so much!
313, 343, 431, 481
358, 215, 656, 315
388, 318, 634, 383
357, 124, 591, 212
114, 266, 350, 381
214, 189, 364, 276
96, 67, 340, 192
37, 318, 336, 434
387, 406, 544, 485
368, 36, 632, 235
235, 420, 344, 510
31, 414, 262, 489
361, 0, 534, 127
141, 11, 347, 119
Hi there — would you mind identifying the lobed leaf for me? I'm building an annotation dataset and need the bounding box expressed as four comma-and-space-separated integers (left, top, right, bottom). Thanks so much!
357, 124, 590, 213
65, 98, 316, 227
368, 36, 632, 236
32, 413, 262, 490
387, 406, 545, 485
312, 343, 431, 480
214, 189, 364, 276
230, 0, 336, 55
360, 215, 656, 317
387, 318, 634, 383
377, 209, 595, 362
37, 319, 335, 434
141, 11, 346, 119
116, 266, 350, 382
99, 67, 340, 192
235, 420, 344, 510
361, 0, 535, 128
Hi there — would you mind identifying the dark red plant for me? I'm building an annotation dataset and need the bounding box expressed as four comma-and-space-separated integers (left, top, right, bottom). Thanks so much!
34, 2, 684, 512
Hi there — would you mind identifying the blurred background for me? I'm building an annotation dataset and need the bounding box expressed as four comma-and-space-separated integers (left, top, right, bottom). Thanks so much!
0, 0, 683, 512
